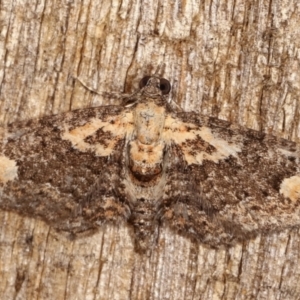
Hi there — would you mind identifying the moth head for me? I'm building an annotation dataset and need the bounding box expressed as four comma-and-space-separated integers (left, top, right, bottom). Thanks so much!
139, 76, 171, 97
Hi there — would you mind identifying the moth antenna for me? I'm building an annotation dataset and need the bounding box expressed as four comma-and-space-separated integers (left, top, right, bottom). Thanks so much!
74, 76, 103, 95
74, 76, 132, 100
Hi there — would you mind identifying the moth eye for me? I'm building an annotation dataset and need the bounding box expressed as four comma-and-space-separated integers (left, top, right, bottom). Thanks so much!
139, 76, 151, 89
159, 78, 171, 95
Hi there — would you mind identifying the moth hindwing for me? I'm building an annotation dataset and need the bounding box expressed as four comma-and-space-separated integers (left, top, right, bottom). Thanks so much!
0, 75, 300, 253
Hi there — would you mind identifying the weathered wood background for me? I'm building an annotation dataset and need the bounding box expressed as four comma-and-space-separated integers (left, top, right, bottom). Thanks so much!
0, 0, 300, 299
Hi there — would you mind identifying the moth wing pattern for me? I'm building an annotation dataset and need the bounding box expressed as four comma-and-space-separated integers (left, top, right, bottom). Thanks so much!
0, 106, 133, 233
1, 73, 300, 252
161, 112, 300, 246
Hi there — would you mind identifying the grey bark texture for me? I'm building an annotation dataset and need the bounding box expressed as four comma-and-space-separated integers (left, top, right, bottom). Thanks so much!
0, 0, 300, 299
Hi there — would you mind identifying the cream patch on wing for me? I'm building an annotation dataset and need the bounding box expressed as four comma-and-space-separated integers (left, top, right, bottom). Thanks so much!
0, 156, 18, 183
280, 176, 300, 202
62, 111, 133, 156
163, 115, 241, 165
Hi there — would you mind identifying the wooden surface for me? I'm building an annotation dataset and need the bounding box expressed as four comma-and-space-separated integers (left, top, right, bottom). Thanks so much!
0, 0, 300, 299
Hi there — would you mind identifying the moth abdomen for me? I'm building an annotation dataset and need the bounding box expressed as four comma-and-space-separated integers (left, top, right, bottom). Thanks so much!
129, 199, 160, 252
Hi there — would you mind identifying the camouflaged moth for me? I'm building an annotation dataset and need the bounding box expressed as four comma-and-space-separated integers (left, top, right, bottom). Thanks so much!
0, 75, 300, 252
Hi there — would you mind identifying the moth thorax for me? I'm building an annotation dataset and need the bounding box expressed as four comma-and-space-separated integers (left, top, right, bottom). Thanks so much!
128, 140, 165, 182
134, 101, 166, 145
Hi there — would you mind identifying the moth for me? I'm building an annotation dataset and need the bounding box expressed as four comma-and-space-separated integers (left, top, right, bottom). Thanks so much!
0, 75, 300, 253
